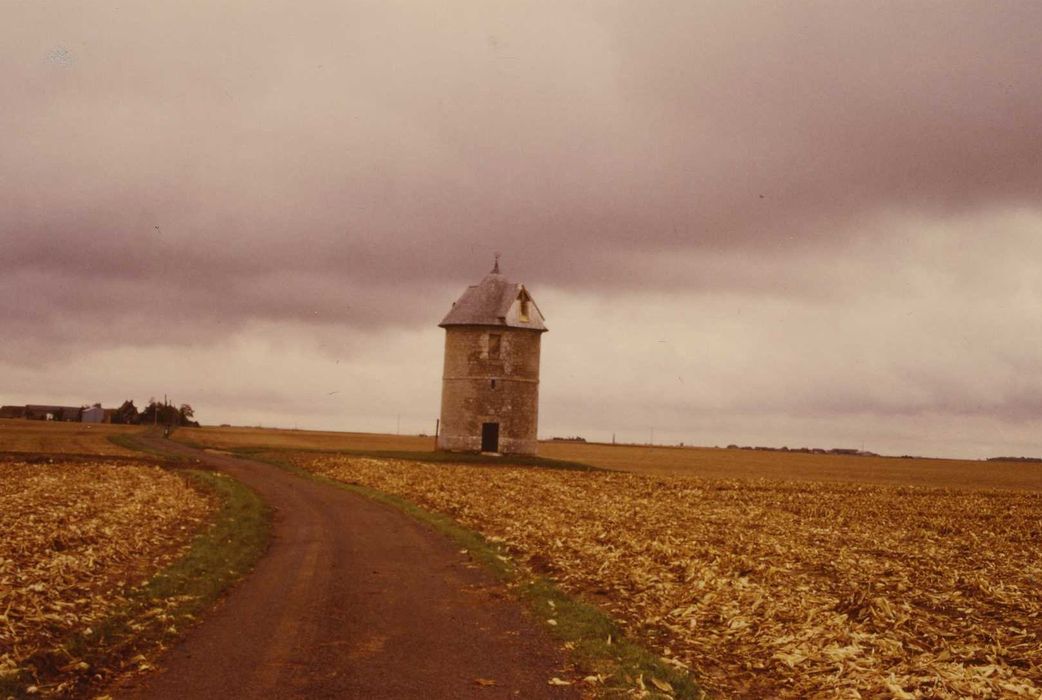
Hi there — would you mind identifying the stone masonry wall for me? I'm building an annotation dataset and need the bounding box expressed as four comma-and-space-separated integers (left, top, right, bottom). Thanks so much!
438, 326, 542, 455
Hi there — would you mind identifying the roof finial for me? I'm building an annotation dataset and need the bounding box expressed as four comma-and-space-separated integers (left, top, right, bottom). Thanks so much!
492, 251, 501, 274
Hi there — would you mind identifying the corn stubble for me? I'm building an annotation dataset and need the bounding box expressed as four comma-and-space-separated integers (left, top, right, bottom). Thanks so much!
300, 455, 1042, 698
0, 461, 215, 695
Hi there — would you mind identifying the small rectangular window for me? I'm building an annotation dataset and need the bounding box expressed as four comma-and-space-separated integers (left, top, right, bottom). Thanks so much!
488, 334, 501, 359
490, 379, 497, 390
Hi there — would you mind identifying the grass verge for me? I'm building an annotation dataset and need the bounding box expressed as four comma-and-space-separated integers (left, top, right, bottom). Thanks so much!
1, 469, 271, 699
107, 431, 193, 463
252, 452, 700, 699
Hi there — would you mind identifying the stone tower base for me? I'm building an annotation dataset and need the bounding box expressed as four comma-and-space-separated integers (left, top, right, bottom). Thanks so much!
437, 434, 538, 456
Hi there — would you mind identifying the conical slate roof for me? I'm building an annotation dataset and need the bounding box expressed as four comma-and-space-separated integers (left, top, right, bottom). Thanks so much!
439, 269, 547, 332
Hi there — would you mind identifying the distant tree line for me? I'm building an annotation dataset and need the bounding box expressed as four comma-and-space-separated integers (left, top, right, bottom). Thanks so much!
111, 399, 198, 427
725, 444, 880, 457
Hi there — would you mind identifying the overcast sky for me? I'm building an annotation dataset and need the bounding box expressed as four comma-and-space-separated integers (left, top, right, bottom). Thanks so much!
3, 1, 1041, 459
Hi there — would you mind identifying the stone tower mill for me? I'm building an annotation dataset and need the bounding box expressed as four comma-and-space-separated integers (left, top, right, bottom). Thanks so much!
437, 259, 547, 455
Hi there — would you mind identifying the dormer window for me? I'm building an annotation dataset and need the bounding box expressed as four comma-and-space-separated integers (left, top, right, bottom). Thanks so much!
519, 291, 531, 322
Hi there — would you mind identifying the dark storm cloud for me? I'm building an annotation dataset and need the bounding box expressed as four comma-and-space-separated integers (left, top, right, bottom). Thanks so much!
4, 1, 1041, 323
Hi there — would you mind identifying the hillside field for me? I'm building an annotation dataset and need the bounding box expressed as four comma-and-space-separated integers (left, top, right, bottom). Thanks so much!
175, 425, 1042, 490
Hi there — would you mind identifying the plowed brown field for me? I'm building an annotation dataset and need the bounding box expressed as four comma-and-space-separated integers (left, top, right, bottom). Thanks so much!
176, 425, 433, 453
173, 425, 1042, 490
540, 442, 1042, 491
296, 455, 1042, 698
0, 419, 142, 457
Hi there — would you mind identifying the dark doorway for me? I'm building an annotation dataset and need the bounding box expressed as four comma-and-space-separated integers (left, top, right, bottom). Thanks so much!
481, 422, 500, 452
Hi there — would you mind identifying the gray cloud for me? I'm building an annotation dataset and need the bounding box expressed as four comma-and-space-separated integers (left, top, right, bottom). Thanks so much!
2, 2, 1041, 457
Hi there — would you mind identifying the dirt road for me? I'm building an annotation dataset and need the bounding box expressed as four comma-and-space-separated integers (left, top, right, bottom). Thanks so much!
115, 438, 576, 699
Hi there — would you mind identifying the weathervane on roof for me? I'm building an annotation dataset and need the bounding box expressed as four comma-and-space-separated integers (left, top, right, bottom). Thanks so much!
492, 251, 501, 274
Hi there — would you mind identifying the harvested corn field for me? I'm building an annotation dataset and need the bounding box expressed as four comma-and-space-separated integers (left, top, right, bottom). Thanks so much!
0, 460, 215, 695
297, 455, 1042, 698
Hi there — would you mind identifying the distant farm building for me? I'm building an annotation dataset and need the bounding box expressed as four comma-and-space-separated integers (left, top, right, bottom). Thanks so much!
24, 405, 73, 421
437, 260, 547, 455
81, 405, 105, 423
5, 403, 111, 422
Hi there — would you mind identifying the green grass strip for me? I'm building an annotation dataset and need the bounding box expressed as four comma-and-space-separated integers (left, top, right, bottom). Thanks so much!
2, 469, 271, 699
136, 469, 270, 608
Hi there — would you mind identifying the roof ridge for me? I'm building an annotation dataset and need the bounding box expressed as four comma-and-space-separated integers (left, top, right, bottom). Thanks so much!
439, 270, 547, 332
